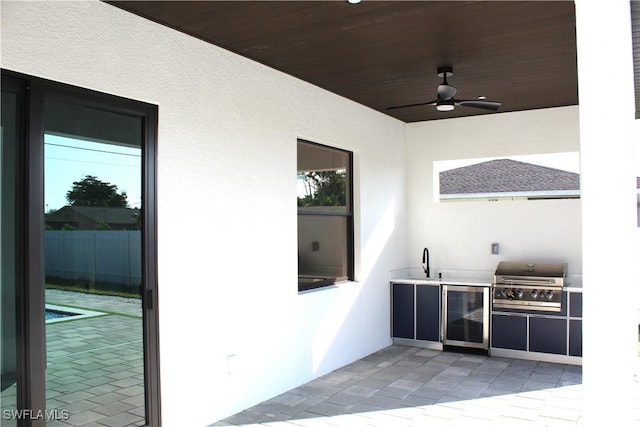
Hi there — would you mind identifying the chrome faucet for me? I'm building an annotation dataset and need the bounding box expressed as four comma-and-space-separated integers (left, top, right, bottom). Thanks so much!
422, 247, 430, 278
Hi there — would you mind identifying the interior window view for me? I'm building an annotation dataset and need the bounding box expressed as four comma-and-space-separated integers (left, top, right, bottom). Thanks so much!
297, 140, 353, 291
435, 152, 581, 202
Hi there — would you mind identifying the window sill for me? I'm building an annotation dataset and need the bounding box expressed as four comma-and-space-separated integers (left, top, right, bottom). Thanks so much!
297, 277, 351, 294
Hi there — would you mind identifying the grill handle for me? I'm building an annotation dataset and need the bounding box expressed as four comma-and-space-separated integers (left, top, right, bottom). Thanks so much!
494, 276, 557, 286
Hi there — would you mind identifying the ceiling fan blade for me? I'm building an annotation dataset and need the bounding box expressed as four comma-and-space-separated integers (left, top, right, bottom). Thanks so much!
386, 99, 437, 111
455, 99, 502, 111
437, 84, 457, 100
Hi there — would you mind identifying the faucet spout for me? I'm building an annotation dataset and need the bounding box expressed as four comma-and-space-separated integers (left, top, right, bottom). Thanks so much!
422, 248, 430, 278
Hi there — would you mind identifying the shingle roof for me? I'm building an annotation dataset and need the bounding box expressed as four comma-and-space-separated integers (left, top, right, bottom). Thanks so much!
48, 206, 140, 224
440, 159, 580, 195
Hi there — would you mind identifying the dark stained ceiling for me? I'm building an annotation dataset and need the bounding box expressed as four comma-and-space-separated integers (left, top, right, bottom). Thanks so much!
107, 1, 578, 123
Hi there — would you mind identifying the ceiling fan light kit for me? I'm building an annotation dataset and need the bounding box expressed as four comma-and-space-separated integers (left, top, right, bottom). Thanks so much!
436, 101, 455, 112
386, 66, 502, 114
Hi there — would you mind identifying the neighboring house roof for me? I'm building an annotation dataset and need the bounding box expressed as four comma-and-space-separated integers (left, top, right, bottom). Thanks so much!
46, 206, 140, 226
440, 159, 580, 196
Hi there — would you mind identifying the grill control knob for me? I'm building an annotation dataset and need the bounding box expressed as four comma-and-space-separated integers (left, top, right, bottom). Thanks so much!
545, 290, 554, 300
515, 289, 524, 298
530, 289, 539, 299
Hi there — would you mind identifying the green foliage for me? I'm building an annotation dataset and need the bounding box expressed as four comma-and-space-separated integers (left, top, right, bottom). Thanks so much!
45, 283, 141, 299
61, 223, 77, 230
95, 221, 112, 230
66, 175, 128, 208
297, 170, 347, 207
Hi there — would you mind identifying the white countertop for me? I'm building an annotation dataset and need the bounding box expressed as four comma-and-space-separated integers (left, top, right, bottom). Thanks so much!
390, 268, 493, 287
391, 277, 492, 287
389, 268, 582, 290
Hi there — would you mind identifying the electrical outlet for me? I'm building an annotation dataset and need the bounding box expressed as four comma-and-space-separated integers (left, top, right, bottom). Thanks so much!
491, 243, 499, 255
312, 241, 319, 251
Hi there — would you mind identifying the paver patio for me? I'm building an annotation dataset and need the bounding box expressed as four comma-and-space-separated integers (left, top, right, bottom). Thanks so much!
212, 345, 640, 427
43, 289, 145, 427
3, 291, 640, 426
0, 290, 146, 427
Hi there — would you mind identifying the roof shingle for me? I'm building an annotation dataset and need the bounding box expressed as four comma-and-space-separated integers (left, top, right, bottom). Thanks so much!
440, 159, 580, 195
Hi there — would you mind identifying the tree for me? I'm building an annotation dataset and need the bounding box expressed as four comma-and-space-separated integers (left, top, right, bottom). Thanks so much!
66, 175, 129, 208
297, 170, 346, 207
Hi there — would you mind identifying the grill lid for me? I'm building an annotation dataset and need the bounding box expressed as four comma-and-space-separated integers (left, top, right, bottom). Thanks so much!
494, 261, 567, 278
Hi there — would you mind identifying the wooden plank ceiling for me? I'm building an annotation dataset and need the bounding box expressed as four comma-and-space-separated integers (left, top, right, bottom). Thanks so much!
107, 1, 578, 123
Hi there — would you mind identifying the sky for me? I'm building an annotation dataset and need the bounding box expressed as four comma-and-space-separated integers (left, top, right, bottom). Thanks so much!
44, 134, 142, 212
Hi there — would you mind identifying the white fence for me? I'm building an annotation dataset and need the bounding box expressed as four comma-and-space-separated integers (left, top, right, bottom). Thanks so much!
45, 230, 141, 289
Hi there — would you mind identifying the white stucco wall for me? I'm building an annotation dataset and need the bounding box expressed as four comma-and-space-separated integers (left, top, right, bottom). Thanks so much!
0, 1, 407, 425
5, 0, 639, 425
405, 106, 582, 275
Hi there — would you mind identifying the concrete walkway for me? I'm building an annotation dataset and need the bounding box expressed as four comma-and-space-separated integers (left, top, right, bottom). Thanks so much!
212, 345, 640, 427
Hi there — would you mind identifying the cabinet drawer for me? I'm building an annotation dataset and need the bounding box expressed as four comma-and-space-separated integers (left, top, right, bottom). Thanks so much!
491, 314, 527, 351
529, 316, 567, 355
569, 292, 582, 318
569, 319, 582, 356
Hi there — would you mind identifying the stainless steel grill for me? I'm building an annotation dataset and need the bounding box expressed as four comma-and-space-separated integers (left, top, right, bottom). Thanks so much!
492, 261, 567, 312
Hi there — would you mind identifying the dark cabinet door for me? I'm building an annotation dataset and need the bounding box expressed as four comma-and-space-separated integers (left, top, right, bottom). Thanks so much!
569, 319, 582, 356
529, 317, 567, 355
416, 285, 440, 341
491, 314, 527, 351
392, 284, 415, 339
569, 292, 582, 318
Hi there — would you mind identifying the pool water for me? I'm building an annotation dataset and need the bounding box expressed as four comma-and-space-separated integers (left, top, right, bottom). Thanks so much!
45, 309, 78, 321
44, 305, 107, 323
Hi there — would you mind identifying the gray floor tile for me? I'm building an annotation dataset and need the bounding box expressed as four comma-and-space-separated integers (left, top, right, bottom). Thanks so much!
307, 401, 348, 417
375, 385, 413, 399
211, 345, 640, 427
342, 385, 378, 398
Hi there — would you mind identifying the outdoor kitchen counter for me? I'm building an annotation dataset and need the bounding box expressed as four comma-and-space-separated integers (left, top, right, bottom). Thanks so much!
564, 282, 583, 291
390, 277, 492, 287
389, 268, 493, 287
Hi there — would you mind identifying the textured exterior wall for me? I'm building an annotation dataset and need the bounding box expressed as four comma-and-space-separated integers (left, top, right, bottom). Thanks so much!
406, 106, 582, 273
1, 1, 407, 425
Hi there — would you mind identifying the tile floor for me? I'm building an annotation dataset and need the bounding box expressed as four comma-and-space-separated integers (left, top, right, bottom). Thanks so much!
45, 290, 145, 427
212, 345, 640, 427
0, 290, 145, 427
3, 292, 639, 426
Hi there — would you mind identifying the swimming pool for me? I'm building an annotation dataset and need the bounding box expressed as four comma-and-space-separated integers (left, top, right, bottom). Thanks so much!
45, 308, 78, 321
45, 304, 107, 324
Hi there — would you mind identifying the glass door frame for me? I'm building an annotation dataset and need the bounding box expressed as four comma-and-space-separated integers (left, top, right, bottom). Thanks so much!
441, 284, 490, 350
2, 69, 161, 427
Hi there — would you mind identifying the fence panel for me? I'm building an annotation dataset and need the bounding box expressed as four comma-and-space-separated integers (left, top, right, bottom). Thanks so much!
45, 230, 141, 290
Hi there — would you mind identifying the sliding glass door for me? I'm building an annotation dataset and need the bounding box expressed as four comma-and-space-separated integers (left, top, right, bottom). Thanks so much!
43, 97, 147, 425
1, 75, 22, 427
1, 70, 160, 427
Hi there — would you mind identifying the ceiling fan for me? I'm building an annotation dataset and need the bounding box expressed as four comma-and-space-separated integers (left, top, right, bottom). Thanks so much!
386, 66, 501, 113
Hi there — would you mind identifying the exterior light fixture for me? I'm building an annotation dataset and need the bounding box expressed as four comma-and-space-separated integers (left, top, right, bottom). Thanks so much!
348, 0, 362, 4
436, 100, 455, 112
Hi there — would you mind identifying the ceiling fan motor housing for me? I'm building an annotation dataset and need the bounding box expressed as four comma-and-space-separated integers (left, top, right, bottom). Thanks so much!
437, 66, 453, 78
